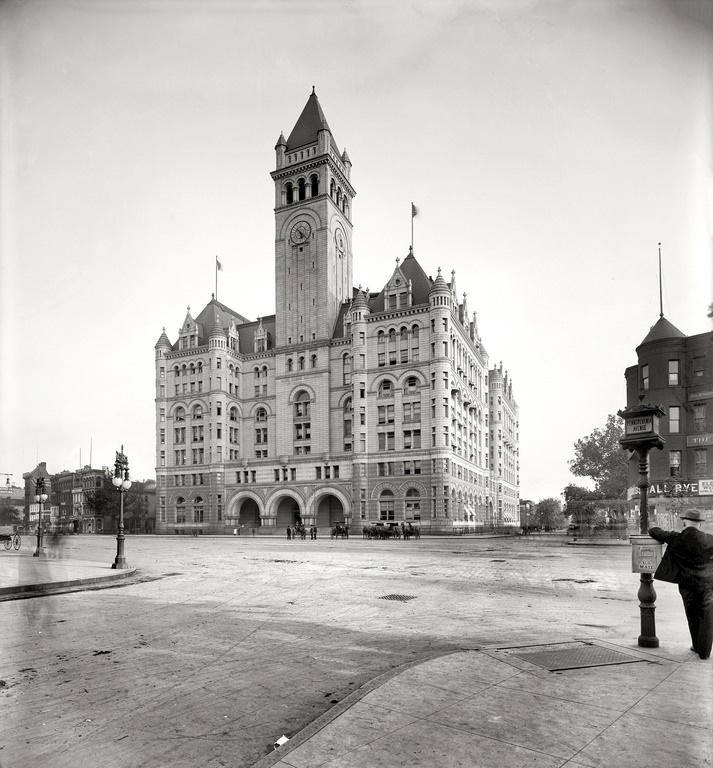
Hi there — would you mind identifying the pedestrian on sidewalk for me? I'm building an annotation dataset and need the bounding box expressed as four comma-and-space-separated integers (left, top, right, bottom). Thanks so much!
649, 509, 713, 660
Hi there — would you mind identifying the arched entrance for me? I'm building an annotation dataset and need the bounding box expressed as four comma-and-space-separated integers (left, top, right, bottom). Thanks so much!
238, 498, 261, 530
275, 495, 302, 529
315, 494, 345, 529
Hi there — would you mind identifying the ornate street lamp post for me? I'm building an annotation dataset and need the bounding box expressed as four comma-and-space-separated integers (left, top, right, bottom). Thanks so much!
33, 476, 48, 557
618, 398, 665, 648
111, 446, 131, 570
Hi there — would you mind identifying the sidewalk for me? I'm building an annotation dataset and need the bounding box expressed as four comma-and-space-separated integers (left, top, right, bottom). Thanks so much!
254, 640, 712, 768
3, 553, 711, 768
0, 550, 136, 599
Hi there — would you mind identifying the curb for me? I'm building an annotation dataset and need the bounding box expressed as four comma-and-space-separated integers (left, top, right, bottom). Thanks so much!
249, 648, 465, 768
0, 567, 138, 600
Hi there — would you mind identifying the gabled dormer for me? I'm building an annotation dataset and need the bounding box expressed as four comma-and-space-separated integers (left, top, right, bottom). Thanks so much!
254, 317, 268, 353
382, 257, 412, 312
179, 307, 200, 350
228, 319, 240, 353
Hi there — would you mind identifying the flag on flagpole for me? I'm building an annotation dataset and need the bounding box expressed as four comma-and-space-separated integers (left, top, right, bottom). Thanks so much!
411, 203, 418, 217
216, 257, 223, 271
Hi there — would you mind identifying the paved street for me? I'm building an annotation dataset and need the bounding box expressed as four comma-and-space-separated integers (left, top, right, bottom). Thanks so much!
0, 534, 696, 767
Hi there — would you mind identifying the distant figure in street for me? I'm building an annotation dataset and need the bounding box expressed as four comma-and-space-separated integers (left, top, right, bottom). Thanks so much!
252, 528, 256, 537
649, 509, 713, 660
287, 526, 292, 540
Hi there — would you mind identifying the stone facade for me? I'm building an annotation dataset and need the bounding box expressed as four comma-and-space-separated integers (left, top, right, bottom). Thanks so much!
154, 91, 519, 535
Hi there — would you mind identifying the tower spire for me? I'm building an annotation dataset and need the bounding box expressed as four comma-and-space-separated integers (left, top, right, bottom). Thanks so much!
658, 242, 663, 318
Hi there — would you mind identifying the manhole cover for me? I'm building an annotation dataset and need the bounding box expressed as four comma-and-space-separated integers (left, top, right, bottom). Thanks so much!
379, 594, 417, 602
513, 644, 645, 671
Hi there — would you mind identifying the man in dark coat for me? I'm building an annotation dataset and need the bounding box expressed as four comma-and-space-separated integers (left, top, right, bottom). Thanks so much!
649, 509, 713, 660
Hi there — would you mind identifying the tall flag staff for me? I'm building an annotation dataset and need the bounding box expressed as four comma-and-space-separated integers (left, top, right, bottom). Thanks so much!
411, 203, 418, 252
215, 256, 223, 300
658, 242, 663, 318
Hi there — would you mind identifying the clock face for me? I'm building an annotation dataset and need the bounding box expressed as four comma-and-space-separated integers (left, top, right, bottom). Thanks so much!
290, 221, 311, 244
335, 229, 345, 254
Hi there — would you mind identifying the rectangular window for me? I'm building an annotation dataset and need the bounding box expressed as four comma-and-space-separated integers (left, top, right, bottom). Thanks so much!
403, 401, 421, 422
378, 405, 395, 424
695, 449, 707, 478
669, 406, 680, 434
693, 356, 705, 378
669, 450, 681, 477
668, 360, 679, 386
694, 404, 706, 433
378, 431, 395, 451
403, 430, 421, 449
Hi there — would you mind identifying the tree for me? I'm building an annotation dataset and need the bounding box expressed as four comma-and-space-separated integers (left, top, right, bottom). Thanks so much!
85, 473, 146, 531
563, 484, 602, 527
534, 497, 564, 531
0, 497, 23, 527
568, 414, 629, 499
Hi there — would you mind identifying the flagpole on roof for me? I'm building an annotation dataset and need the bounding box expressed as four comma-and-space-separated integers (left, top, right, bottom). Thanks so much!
411, 203, 417, 252
215, 256, 222, 301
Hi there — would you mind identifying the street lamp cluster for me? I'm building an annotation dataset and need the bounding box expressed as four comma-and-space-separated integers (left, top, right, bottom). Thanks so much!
112, 446, 131, 570
33, 476, 48, 557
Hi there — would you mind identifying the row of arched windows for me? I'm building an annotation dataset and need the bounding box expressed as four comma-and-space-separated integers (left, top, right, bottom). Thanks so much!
285, 175, 319, 204
175, 496, 203, 523
378, 488, 421, 520
377, 375, 420, 399
329, 179, 349, 215
287, 355, 317, 372
283, 174, 350, 216
173, 362, 240, 377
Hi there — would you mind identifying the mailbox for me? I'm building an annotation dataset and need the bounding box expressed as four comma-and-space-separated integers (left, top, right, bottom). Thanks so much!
630, 534, 663, 574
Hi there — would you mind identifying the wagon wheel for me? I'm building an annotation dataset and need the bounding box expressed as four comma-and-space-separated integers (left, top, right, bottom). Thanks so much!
3, 538, 11, 550
12, 534, 21, 550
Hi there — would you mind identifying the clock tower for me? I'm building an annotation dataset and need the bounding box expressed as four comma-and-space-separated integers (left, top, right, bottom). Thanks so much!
271, 89, 355, 347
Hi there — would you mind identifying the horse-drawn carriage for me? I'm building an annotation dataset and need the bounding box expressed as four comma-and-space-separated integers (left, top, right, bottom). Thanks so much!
362, 522, 421, 540
331, 522, 350, 539
0, 525, 22, 551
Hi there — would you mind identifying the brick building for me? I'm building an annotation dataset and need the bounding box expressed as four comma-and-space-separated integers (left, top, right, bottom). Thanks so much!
154, 90, 519, 535
624, 314, 713, 521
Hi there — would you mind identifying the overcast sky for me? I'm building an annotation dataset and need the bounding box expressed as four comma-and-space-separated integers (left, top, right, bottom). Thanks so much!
1, 0, 711, 502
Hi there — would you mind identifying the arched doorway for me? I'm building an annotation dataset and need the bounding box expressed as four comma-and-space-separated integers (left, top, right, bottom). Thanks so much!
239, 498, 261, 529
315, 494, 345, 529
275, 495, 302, 529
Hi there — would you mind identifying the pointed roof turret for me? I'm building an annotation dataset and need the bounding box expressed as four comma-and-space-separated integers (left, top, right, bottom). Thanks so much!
155, 327, 171, 350
210, 313, 225, 339
637, 316, 686, 348
352, 286, 370, 313
430, 267, 449, 294
275, 131, 287, 149
286, 88, 339, 154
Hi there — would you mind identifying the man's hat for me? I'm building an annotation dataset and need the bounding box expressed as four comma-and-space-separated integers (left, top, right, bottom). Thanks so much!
680, 509, 705, 522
